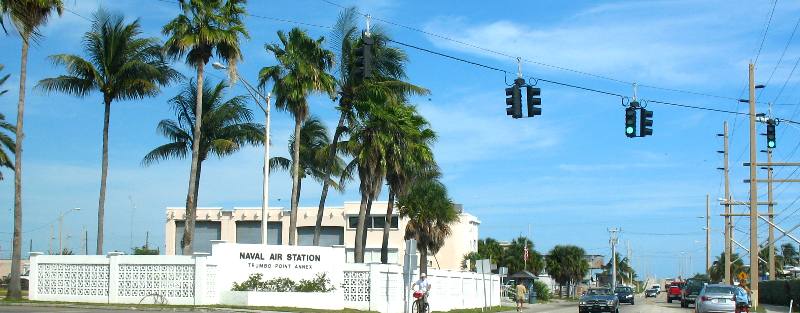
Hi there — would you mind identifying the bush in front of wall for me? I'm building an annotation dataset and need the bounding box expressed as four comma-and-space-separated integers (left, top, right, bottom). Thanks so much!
231, 273, 335, 293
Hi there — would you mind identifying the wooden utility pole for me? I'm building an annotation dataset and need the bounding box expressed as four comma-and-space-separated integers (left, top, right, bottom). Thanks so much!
748, 62, 759, 308
720, 122, 732, 284
706, 194, 711, 276
767, 149, 775, 280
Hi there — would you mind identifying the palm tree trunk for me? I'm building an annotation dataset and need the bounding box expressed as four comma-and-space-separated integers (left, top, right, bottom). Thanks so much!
313, 106, 347, 246
288, 115, 302, 246
7, 34, 29, 301
182, 62, 205, 255
360, 193, 374, 261
380, 190, 395, 264
95, 95, 111, 255
193, 160, 203, 220
354, 183, 369, 263
420, 244, 428, 274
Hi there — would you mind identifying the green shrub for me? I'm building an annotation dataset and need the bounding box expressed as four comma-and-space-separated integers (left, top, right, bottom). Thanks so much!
759, 280, 800, 306
532, 280, 551, 302
231, 273, 335, 293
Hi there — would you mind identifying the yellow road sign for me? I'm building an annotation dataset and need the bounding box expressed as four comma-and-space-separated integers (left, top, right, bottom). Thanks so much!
738, 271, 748, 281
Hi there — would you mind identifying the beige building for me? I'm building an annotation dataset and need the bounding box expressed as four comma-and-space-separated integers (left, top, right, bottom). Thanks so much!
164, 201, 480, 270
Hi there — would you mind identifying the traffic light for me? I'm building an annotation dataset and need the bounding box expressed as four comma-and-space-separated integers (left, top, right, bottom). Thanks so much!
526, 86, 542, 117
767, 119, 776, 148
625, 107, 637, 138
639, 108, 653, 137
353, 34, 373, 79
505, 85, 522, 118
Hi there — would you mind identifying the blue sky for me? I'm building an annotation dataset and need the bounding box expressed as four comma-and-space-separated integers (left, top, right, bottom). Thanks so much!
2, 0, 800, 279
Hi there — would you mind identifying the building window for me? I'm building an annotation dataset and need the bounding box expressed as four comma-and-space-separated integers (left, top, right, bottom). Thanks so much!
174, 221, 220, 254
297, 226, 344, 246
346, 215, 398, 229
346, 248, 399, 264
235, 221, 282, 245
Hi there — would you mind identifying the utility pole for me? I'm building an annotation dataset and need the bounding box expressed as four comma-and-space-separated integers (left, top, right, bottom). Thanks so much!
146, 231, 150, 249
609, 228, 620, 290
49, 225, 54, 255
706, 194, 711, 277
748, 62, 760, 308
81, 226, 86, 255
627, 240, 633, 285
767, 148, 775, 280
720, 121, 732, 284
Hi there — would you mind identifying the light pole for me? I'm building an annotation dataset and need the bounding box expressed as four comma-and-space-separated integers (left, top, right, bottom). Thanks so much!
58, 207, 80, 255
213, 62, 271, 244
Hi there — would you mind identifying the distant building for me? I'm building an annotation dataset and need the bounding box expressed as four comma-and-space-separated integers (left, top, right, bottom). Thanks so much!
164, 201, 480, 270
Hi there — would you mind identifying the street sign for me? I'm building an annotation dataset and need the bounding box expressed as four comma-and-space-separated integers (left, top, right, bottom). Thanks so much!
738, 271, 748, 282
476, 259, 491, 274
499, 266, 508, 277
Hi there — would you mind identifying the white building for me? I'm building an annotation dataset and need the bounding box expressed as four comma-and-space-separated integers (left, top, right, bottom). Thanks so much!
164, 201, 480, 270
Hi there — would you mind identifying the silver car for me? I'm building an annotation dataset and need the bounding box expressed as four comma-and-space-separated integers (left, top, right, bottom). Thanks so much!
695, 284, 736, 313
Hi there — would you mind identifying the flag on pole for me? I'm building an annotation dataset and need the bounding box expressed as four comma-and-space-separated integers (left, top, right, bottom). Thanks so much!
523, 246, 529, 261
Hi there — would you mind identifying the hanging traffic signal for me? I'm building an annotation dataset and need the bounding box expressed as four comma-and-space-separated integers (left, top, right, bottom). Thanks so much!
526, 86, 541, 117
639, 108, 653, 137
505, 85, 522, 118
353, 34, 373, 79
625, 107, 637, 138
767, 119, 776, 148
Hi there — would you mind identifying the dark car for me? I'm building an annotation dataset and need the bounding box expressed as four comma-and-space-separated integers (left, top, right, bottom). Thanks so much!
614, 286, 635, 305
681, 278, 709, 308
579, 288, 620, 313
645, 288, 658, 298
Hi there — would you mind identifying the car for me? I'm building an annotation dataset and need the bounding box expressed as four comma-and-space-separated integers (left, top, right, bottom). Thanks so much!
651, 285, 661, 293
645, 288, 658, 298
667, 282, 685, 303
695, 284, 736, 313
579, 288, 620, 313
614, 286, 635, 305
681, 278, 709, 308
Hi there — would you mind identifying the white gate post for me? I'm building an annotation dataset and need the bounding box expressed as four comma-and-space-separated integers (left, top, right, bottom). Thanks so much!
107, 252, 123, 303
28, 252, 42, 300
193, 252, 209, 305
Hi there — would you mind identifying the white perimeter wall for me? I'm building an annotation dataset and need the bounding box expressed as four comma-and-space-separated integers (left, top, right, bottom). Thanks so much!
28, 245, 500, 313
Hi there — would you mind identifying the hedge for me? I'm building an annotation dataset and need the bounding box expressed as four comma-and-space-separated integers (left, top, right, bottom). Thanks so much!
760, 280, 800, 306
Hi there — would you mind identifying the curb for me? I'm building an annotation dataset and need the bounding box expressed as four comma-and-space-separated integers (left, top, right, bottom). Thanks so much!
0, 302, 284, 312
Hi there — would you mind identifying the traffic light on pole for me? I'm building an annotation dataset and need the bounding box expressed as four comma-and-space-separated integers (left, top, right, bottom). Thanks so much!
526, 86, 541, 117
767, 119, 776, 148
353, 34, 373, 79
625, 107, 637, 138
639, 108, 653, 137
505, 85, 522, 118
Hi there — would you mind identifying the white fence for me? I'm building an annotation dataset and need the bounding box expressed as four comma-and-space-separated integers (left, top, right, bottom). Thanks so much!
29, 247, 500, 313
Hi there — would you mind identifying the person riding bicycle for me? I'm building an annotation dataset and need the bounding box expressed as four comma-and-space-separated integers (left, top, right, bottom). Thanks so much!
412, 273, 431, 311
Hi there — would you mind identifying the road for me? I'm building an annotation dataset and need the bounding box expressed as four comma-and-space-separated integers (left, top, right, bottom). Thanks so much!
520, 292, 691, 313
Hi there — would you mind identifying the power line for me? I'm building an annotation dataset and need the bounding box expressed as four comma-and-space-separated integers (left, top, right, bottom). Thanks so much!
153, 0, 332, 29
316, 0, 747, 102
754, 0, 779, 66
761, 17, 800, 100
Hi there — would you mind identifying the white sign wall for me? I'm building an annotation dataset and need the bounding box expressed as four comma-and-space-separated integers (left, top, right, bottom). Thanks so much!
210, 243, 346, 294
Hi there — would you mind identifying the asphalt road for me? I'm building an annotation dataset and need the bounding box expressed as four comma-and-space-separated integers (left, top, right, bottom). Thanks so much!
518, 292, 690, 313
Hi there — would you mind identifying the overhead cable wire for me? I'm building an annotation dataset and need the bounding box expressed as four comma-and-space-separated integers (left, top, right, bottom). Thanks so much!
754, 0, 780, 66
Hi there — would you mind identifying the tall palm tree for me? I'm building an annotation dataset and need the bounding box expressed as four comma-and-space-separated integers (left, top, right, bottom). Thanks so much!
162, 0, 248, 255
316, 7, 428, 246
603, 252, 635, 285
503, 236, 544, 275
380, 104, 437, 264
259, 27, 336, 245
37, 9, 179, 255
782, 243, 798, 267
398, 178, 459, 273
269, 116, 344, 209
0, 0, 63, 300
0, 64, 8, 96
709, 252, 746, 282
142, 79, 262, 240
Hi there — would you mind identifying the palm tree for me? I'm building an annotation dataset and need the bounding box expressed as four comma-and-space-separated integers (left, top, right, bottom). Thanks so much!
1, 0, 63, 300
602, 252, 635, 285
503, 236, 544, 275
37, 9, 179, 255
380, 104, 436, 264
547, 245, 589, 297
709, 252, 746, 282
142, 79, 262, 243
398, 178, 459, 273
0, 64, 8, 96
162, 0, 248, 255
258, 27, 336, 246
782, 243, 798, 267
269, 116, 344, 209
316, 7, 428, 247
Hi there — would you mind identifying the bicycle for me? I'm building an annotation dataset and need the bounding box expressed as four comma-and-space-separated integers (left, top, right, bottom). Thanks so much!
412, 290, 429, 313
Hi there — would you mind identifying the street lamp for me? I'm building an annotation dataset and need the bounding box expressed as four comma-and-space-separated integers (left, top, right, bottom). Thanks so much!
213, 62, 271, 245
59, 208, 80, 255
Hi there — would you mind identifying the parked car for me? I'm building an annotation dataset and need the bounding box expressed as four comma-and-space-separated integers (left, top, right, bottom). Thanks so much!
579, 288, 620, 313
681, 278, 709, 308
614, 286, 635, 305
695, 284, 736, 313
667, 282, 685, 303
645, 288, 658, 298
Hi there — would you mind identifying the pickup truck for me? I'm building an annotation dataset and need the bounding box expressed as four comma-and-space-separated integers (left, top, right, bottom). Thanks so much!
681, 278, 708, 308
667, 282, 685, 303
